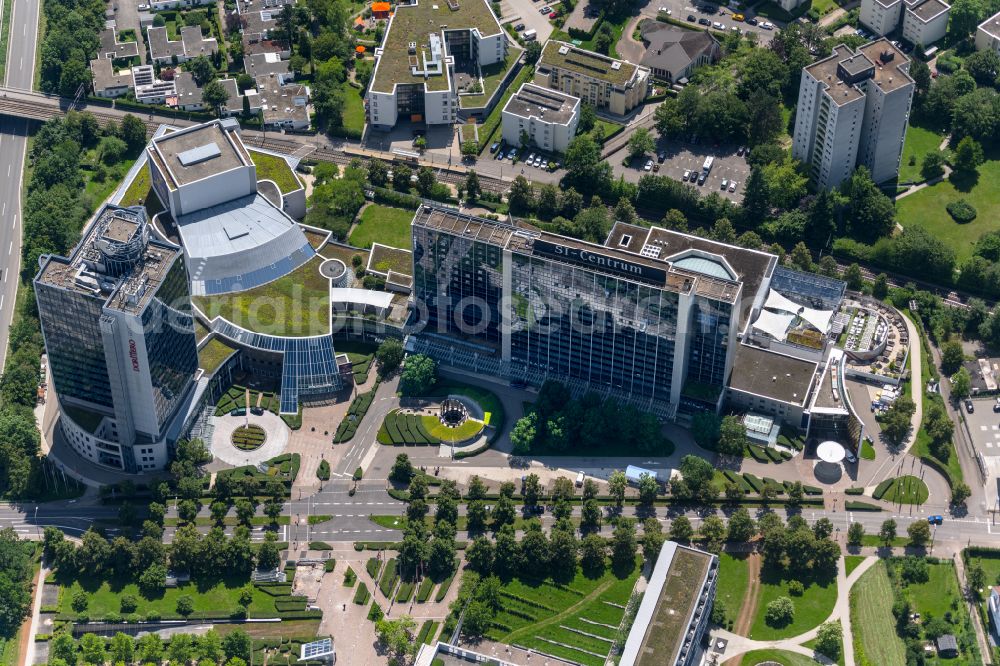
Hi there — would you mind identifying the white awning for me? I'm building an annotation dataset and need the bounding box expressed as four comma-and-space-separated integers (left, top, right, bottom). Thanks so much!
798, 304, 834, 334
763, 288, 833, 333
752, 310, 795, 340
330, 288, 394, 310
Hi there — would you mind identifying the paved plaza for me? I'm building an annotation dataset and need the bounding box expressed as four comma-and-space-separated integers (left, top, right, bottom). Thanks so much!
209, 411, 290, 467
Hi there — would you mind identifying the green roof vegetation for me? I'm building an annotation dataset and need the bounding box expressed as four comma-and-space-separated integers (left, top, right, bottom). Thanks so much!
249, 150, 301, 194
350, 204, 415, 251
636, 548, 710, 665
198, 335, 238, 374
194, 256, 330, 337
368, 243, 413, 276
459, 48, 521, 109
370, 0, 505, 93
540, 40, 637, 87
194, 319, 210, 341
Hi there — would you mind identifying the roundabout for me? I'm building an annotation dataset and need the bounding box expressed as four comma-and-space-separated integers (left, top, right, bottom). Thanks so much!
210, 411, 290, 466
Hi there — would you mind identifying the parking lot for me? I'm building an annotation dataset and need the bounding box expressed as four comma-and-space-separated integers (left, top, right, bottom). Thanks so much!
962, 398, 1000, 460
500, 0, 557, 42
635, 0, 779, 45
612, 141, 750, 202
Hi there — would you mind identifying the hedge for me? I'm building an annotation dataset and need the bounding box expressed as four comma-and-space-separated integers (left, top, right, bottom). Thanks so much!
334, 387, 378, 443
803, 485, 823, 495
396, 581, 415, 602
378, 559, 399, 597
435, 574, 455, 602
366, 557, 381, 579
764, 447, 784, 464
723, 470, 751, 493
416, 576, 435, 602
872, 479, 894, 500
746, 445, 769, 463
379, 410, 443, 445
309, 541, 332, 550
353, 582, 370, 604
845, 487, 865, 495
743, 473, 764, 494
845, 500, 882, 511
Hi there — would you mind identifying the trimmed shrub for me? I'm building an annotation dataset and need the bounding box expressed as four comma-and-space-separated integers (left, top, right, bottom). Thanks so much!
845, 487, 865, 495
845, 500, 882, 511
947, 199, 977, 223
353, 582, 370, 604
872, 479, 894, 500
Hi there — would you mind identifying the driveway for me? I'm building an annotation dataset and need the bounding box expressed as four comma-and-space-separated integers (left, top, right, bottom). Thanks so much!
113, 0, 147, 65
501, 0, 554, 42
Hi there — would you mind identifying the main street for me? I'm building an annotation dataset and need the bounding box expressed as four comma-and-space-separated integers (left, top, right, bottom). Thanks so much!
0, 0, 40, 369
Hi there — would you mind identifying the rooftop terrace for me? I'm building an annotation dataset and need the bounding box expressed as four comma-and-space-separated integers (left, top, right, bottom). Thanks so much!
149, 121, 251, 189
370, 0, 505, 94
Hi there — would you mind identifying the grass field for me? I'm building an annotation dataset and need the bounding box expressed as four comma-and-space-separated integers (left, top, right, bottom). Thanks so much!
715, 552, 749, 627
749, 570, 838, 640
896, 156, 1000, 264
861, 439, 876, 460
904, 560, 962, 619
899, 123, 945, 184
880, 475, 929, 505
739, 649, 820, 666
341, 82, 366, 134
194, 256, 329, 336
57, 573, 282, 619
582, 118, 624, 146
486, 560, 641, 666
844, 555, 866, 577
198, 336, 238, 374
249, 150, 300, 194
850, 561, 906, 666
349, 204, 414, 251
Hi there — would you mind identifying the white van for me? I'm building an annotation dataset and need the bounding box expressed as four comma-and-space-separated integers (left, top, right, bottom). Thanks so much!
575, 471, 585, 487
523, 29, 537, 41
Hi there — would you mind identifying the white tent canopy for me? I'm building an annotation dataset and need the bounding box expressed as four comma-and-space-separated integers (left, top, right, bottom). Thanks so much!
761, 288, 834, 335
752, 309, 795, 340
816, 440, 846, 463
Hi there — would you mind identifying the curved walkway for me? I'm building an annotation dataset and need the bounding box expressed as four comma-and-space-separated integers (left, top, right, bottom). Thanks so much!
718, 556, 878, 665
209, 411, 290, 467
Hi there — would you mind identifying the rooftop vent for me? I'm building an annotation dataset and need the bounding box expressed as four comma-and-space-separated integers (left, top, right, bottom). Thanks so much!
177, 142, 221, 166
611, 61, 622, 70
879, 49, 895, 63
558, 45, 569, 55
408, 41, 417, 53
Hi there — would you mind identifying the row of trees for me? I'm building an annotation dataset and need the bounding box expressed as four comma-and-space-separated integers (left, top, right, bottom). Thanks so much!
39, 0, 105, 96
47, 628, 252, 666
510, 380, 670, 455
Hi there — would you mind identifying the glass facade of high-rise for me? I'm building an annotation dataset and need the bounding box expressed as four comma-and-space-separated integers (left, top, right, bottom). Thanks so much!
35, 278, 114, 410
686, 296, 733, 388
508, 252, 679, 402
141, 256, 200, 429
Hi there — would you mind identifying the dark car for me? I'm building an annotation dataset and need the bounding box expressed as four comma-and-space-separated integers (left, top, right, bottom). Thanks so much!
687, 13, 696, 20
657, 151, 666, 162
928, 515, 944, 525
510, 379, 527, 389
746, 16, 758, 24
698, 17, 710, 24
965, 399, 975, 413
514, 22, 525, 30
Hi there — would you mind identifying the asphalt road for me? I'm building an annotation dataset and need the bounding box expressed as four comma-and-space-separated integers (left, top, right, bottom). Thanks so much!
0, 0, 40, 369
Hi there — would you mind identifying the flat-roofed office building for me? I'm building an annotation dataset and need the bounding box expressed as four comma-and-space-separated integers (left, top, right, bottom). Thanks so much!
535, 41, 650, 116
408, 205, 777, 417
501, 82, 580, 153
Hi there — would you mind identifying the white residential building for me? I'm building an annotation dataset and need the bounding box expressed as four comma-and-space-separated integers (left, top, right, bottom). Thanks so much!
792, 39, 914, 189
501, 83, 579, 153
366, 0, 508, 129
860, 0, 950, 45
976, 10, 1000, 53
535, 41, 650, 116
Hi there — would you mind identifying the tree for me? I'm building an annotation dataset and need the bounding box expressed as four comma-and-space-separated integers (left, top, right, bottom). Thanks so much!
367, 160, 389, 187
80, 633, 106, 665
921, 151, 946, 181
951, 0, 988, 40
525, 39, 542, 63
466, 536, 495, 574
510, 412, 538, 455
881, 396, 916, 445
638, 473, 659, 506
952, 366, 972, 399
466, 500, 488, 534
109, 633, 135, 664
139, 563, 167, 596
968, 562, 987, 598
188, 55, 216, 86
390, 453, 414, 484
223, 630, 252, 662
176, 594, 195, 616
952, 481, 972, 506
464, 169, 481, 202
491, 495, 517, 529
98, 135, 128, 166
873, 273, 889, 300
670, 515, 693, 542
941, 341, 965, 375
264, 499, 283, 524
815, 621, 842, 660
842, 263, 864, 291
610, 518, 637, 572
608, 470, 627, 508
400, 354, 436, 395
507, 175, 535, 214
842, 167, 896, 242
257, 533, 281, 571
727, 508, 755, 542
690, 412, 721, 450
580, 498, 603, 534
953, 136, 985, 174
717, 415, 748, 456
701, 516, 727, 553
563, 135, 612, 194
847, 522, 865, 547
234, 498, 255, 526
51, 633, 77, 664
765, 596, 795, 627
879, 518, 897, 546
641, 517, 664, 562
907, 519, 932, 547
202, 79, 230, 114
580, 533, 607, 573
120, 114, 147, 151
627, 127, 655, 159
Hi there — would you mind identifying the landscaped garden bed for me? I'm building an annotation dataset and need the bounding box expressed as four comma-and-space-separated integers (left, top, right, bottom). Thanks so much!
232, 424, 267, 451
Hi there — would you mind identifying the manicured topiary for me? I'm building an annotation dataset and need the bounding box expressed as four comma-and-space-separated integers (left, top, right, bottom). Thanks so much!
946, 199, 977, 223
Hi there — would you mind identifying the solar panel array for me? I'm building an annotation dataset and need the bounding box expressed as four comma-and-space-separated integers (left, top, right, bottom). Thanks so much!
770, 266, 846, 311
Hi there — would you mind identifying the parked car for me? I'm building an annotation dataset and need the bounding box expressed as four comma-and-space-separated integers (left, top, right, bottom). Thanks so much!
698, 17, 710, 25
713, 21, 725, 29
496, 151, 504, 161
697, 172, 707, 184
928, 515, 944, 525
733, 12, 745, 20
490, 142, 500, 153
540, 5, 550, 12
966, 399, 975, 413
644, 159, 654, 171
514, 22, 525, 30
746, 16, 758, 24
527, 152, 535, 162
549, 11, 558, 18
687, 14, 697, 21
657, 151, 666, 162
682, 169, 691, 181
507, 148, 517, 159
658, 6, 672, 13
993, 397, 1000, 412
720, 179, 729, 190
760, 21, 774, 29
728, 180, 738, 192
534, 156, 543, 167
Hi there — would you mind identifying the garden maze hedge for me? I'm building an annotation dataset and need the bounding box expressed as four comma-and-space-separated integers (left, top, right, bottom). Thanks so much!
377, 409, 443, 445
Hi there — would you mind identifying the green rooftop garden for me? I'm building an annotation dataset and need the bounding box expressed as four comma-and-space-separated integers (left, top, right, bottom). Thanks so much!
350, 204, 414, 251
249, 150, 301, 194
198, 335, 238, 374
194, 257, 330, 337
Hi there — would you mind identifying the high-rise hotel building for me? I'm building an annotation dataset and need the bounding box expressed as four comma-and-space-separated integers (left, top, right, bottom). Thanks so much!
34, 205, 200, 472
409, 206, 777, 416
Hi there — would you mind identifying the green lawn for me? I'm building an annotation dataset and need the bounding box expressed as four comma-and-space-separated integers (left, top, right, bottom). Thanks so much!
850, 561, 906, 666
551, 12, 630, 58
249, 150, 301, 194
459, 50, 520, 109
340, 82, 366, 134
715, 552, 750, 628
880, 475, 928, 505
899, 123, 945, 184
194, 256, 330, 336
904, 560, 962, 618
749, 570, 838, 640
425, 381, 506, 437
57, 573, 282, 619
349, 204, 414, 250
861, 439, 876, 460
739, 650, 819, 666
844, 555, 866, 577
582, 118, 624, 146
896, 157, 1000, 264
487, 559, 641, 666
421, 415, 484, 441
198, 336, 238, 374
